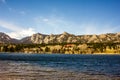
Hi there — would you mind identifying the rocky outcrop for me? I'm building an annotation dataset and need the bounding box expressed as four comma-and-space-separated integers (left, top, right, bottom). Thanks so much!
0, 32, 19, 43
21, 32, 120, 44
20, 36, 32, 44
0, 32, 120, 44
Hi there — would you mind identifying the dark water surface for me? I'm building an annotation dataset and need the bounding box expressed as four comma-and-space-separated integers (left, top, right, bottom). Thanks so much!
0, 53, 120, 79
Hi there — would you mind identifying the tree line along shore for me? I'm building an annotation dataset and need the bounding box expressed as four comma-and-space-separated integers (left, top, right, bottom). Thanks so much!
0, 43, 120, 54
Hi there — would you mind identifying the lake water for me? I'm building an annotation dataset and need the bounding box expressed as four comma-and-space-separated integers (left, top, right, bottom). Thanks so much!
0, 53, 120, 80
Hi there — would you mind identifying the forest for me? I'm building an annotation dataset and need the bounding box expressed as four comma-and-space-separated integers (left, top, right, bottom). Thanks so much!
0, 42, 120, 54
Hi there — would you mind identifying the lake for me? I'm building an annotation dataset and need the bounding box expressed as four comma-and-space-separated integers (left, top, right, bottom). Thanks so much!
0, 53, 120, 80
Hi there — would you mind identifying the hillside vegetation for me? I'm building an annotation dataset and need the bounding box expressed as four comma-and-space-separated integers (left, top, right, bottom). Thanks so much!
0, 43, 120, 54
0, 32, 120, 54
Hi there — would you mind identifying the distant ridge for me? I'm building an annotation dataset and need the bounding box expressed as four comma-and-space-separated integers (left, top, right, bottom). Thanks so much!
0, 32, 120, 44
0, 32, 19, 43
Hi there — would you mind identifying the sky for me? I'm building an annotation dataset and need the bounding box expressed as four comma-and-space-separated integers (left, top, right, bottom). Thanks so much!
0, 0, 120, 39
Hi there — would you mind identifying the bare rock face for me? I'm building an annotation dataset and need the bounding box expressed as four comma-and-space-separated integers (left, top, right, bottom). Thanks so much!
20, 36, 32, 44
23, 32, 120, 44
0, 32, 19, 43
88, 35, 99, 43
0, 32, 11, 42
0, 32, 120, 44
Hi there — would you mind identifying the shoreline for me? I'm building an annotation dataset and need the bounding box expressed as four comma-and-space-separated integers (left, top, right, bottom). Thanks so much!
0, 43, 120, 54
0, 52, 120, 55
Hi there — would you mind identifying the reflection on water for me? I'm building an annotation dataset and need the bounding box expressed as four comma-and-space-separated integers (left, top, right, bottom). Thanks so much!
0, 53, 120, 80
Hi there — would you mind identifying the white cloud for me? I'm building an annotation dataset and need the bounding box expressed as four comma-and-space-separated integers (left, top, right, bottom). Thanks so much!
8, 28, 35, 39
0, 20, 22, 31
0, 20, 36, 39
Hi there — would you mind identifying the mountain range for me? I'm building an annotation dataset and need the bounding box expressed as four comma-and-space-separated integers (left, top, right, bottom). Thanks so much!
0, 32, 120, 44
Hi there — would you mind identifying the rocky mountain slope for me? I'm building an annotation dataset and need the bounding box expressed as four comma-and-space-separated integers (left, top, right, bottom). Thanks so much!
21, 32, 120, 44
0, 32, 120, 44
0, 32, 19, 43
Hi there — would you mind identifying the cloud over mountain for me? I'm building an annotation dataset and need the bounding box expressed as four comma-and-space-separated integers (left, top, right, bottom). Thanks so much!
0, 20, 36, 39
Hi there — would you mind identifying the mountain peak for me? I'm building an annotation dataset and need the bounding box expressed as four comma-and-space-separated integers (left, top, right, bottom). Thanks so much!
0, 32, 19, 43
0, 32, 120, 44
62, 32, 70, 35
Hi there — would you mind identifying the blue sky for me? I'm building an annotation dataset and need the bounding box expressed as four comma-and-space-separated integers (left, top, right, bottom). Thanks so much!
0, 0, 120, 39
